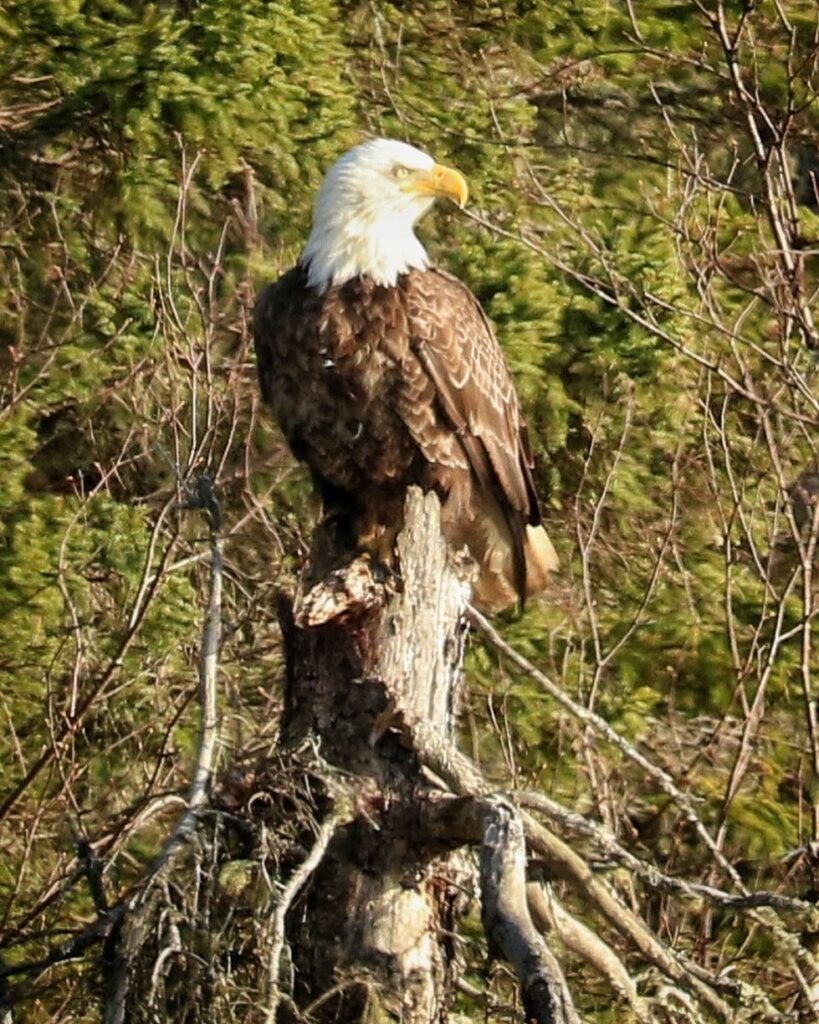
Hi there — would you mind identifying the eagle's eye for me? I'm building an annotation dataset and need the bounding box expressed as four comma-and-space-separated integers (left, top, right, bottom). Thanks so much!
392, 165, 411, 180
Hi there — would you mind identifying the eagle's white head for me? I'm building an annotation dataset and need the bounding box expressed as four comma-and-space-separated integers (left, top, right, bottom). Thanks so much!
300, 138, 469, 292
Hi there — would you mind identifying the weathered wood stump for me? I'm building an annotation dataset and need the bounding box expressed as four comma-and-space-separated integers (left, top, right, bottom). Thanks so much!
102, 487, 577, 1024
277, 488, 473, 1023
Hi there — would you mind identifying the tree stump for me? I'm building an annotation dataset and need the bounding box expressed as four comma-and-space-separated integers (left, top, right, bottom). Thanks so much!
277, 487, 473, 1023
102, 487, 576, 1024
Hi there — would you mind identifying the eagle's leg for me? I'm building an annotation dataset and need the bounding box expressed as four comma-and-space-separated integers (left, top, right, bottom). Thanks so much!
355, 524, 402, 582
353, 492, 405, 584
311, 476, 402, 583
357, 536, 402, 586
297, 482, 400, 627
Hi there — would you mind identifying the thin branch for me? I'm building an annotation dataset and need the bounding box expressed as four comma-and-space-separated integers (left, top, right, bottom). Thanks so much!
263, 809, 348, 1024
468, 607, 747, 892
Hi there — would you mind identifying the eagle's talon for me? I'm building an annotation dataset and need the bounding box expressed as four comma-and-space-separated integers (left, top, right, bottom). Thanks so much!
348, 548, 399, 588
370, 559, 400, 587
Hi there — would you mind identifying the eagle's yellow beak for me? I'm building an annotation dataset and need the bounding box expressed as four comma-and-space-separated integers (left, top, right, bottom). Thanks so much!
409, 163, 469, 208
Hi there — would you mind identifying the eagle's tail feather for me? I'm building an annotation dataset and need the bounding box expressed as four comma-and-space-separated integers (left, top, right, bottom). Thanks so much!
523, 523, 559, 597
507, 513, 528, 614
460, 496, 558, 613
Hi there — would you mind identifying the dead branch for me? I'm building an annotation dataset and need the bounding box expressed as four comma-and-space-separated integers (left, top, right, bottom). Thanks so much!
263, 807, 350, 1024
140, 474, 223, 878
418, 791, 735, 1020
526, 882, 643, 1014
480, 799, 580, 1024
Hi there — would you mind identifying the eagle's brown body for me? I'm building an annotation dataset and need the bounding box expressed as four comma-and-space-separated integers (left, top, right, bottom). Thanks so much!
254, 263, 557, 611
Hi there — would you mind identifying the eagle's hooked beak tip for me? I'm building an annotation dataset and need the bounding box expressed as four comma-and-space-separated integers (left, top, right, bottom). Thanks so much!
412, 164, 469, 209
438, 164, 469, 209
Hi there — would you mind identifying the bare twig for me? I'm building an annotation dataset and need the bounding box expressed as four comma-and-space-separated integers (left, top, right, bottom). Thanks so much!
263, 808, 348, 1024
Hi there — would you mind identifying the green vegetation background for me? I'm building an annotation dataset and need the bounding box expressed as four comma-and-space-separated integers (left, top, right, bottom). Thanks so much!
1, 0, 817, 1018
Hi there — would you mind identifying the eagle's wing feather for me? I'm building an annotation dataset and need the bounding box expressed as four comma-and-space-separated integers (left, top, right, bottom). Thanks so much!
397, 269, 544, 604
404, 269, 540, 525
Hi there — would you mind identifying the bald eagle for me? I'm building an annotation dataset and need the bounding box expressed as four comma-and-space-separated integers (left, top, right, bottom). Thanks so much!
253, 139, 557, 612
